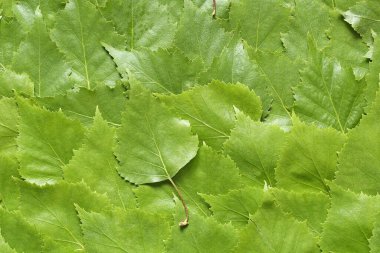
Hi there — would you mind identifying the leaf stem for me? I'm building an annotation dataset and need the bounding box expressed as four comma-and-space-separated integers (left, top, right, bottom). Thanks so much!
212, 0, 216, 18
168, 177, 189, 227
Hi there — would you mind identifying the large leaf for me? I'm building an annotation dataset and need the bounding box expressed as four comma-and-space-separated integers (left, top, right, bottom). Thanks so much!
161, 81, 262, 149
366, 37, 380, 104
115, 86, 199, 184
335, 93, 380, 195
106, 46, 202, 94
224, 112, 286, 186
235, 199, 319, 253
64, 110, 135, 209
174, 0, 232, 67
17, 99, 85, 185
294, 39, 366, 131
230, 0, 290, 53
78, 207, 170, 253
275, 118, 346, 193
320, 186, 380, 253
18, 181, 111, 252
102, 0, 176, 50
12, 7, 71, 97
51, 0, 125, 89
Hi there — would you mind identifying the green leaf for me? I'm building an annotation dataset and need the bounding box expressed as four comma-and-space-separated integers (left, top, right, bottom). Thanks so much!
275, 118, 346, 193
17, 99, 85, 185
166, 201, 239, 253
0, 234, 16, 253
0, 98, 18, 156
161, 81, 262, 149
18, 181, 111, 252
115, 86, 199, 184
78, 207, 170, 253
135, 145, 243, 217
370, 221, 380, 253
0, 68, 34, 97
320, 186, 380, 253
106, 46, 202, 94
282, 0, 330, 60
366, 36, 380, 104
235, 200, 319, 253
64, 110, 135, 209
12, 7, 71, 97
51, 0, 125, 89
0, 18, 24, 66
224, 112, 286, 186
0, 208, 44, 253
175, 0, 231, 67
201, 186, 264, 227
344, 1, 380, 44
253, 51, 299, 126
199, 42, 272, 115
335, 93, 380, 195
294, 38, 366, 132
0, 157, 19, 210
101, 0, 176, 50
35, 84, 127, 126
271, 188, 330, 234
230, 0, 290, 53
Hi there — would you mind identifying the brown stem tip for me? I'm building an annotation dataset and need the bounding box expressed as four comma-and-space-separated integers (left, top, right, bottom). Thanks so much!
212, 0, 216, 18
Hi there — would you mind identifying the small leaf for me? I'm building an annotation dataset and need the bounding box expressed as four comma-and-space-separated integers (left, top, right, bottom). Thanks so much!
115, 86, 199, 184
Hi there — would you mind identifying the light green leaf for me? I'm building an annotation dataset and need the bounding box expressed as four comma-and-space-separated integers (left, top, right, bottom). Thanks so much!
201, 186, 264, 227
51, 0, 125, 89
235, 200, 319, 253
64, 110, 135, 209
294, 39, 366, 132
320, 186, 380, 253
271, 188, 330, 234
78, 207, 170, 253
175, 0, 231, 67
224, 112, 286, 186
161, 81, 262, 149
0, 68, 34, 97
18, 181, 112, 252
0, 157, 19, 210
135, 145, 243, 217
17, 99, 85, 185
253, 51, 299, 126
0, 98, 18, 156
335, 93, 380, 195
0, 18, 24, 66
106, 46, 202, 94
230, 0, 290, 53
166, 201, 239, 253
325, 10, 368, 80
0, 234, 16, 253
36, 84, 127, 126
344, 1, 380, 44
0, 208, 44, 253
275, 118, 346, 193
115, 86, 199, 184
366, 37, 380, 104
282, 0, 330, 59
199, 42, 271, 115
370, 221, 380, 253
12, 7, 71, 97
102, 0, 176, 50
